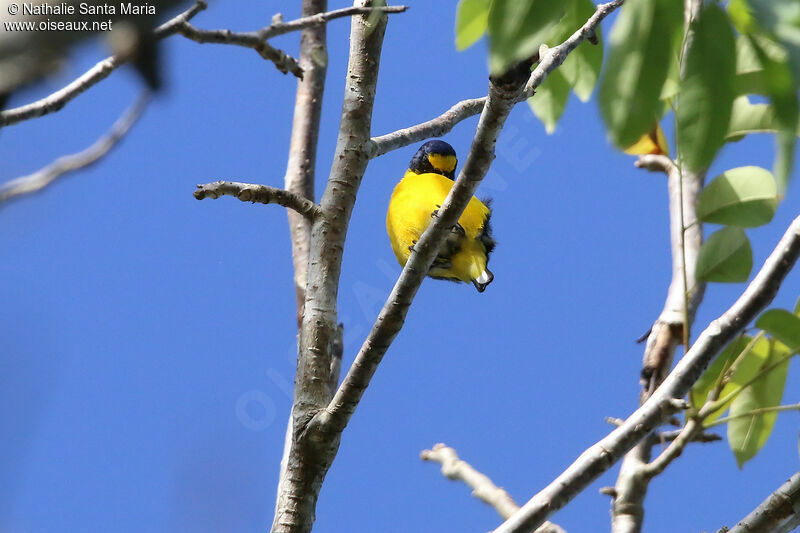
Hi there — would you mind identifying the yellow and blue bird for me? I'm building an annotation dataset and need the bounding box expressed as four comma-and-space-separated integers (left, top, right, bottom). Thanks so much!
386, 140, 495, 292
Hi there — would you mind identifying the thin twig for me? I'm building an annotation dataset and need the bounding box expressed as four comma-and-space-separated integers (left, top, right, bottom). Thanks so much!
421, 444, 520, 520
0, 94, 149, 205
174, 24, 304, 77
0, 2, 207, 128
706, 402, 800, 428
493, 215, 800, 533
260, 5, 407, 39
193, 181, 321, 219
421, 444, 565, 533
175, 6, 407, 78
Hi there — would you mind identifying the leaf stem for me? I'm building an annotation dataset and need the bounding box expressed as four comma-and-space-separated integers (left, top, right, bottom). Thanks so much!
705, 402, 800, 428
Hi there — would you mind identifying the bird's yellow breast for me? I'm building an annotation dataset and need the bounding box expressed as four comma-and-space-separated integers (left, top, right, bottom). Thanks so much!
386, 171, 490, 282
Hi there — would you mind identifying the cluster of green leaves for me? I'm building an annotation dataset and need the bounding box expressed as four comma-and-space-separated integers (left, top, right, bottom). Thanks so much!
691, 299, 800, 467
454, 0, 603, 132
599, 0, 799, 178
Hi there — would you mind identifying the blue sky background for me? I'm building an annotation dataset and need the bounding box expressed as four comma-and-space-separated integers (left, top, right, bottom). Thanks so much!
2, 1, 800, 532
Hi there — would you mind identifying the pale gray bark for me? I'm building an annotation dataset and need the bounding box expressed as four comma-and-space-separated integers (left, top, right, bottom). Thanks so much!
274, 1, 328, 523
283, 0, 328, 326
193, 181, 321, 219
421, 444, 565, 533
725, 471, 800, 533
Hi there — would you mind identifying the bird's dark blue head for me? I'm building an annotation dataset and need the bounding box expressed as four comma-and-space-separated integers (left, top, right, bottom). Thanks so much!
408, 140, 458, 179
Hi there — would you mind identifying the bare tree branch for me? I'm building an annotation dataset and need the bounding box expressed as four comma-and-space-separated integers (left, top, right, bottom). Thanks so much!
367, 97, 486, 158
421, 444, 565, 533
0, 3, 408, 127
283, 0, 329, 331
174, 24, 304, 77
724, 471, 800, 533
176, 5, 407, 78
260, 5, 408, 39
193, 181, 321, 219
273, 0, 330, 522
0, 94, 148, 205
270, 3, 388, 531
0, 2, 206, 128
492, 214, 800, 533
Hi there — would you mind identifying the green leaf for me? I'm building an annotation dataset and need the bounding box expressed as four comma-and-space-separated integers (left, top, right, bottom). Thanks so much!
692, 335, 752, 411
455, 0, 490, 51
528, 69, 570, 133
756, 309, 800, 350
726, 96, 800, 142
728, 341, 791, 467
775, 131, 797, 196
728, 0, 758, 34
488, 0, 565, 74
746, 35, 800, 194
551, 0, 603, 102
697, 166, 778, 227
749, 0, 800, 81
676, 4, 737, 171
735, 36, 767, 95
598, 0, 682, 148
794, 296, 800, 315
700, 335, 772, 426
660, 54, 681, 103
696, 227, 753, 283
727, 97, 777, 140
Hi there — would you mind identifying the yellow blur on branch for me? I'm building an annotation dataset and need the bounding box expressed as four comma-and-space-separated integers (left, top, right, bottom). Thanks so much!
623, 123, 669, 156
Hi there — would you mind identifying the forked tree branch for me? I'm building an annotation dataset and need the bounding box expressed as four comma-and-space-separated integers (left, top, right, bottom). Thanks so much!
492, 215, 800, 533
176, 4, 407, 78
421, 444, 565, 533
724, 471, 800, 533
318, 0, 625, 442
0, 2, 206, 128
194, 181, 322, 219
176, 23, 303, 76
0, 94, 148, 205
